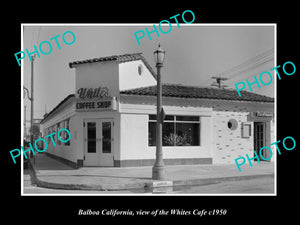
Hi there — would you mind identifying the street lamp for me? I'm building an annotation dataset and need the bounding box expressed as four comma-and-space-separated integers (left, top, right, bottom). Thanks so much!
152, 44, 167, 180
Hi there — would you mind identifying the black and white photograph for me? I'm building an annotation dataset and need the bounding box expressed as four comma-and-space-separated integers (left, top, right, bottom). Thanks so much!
4, 5, 298, 224
21, 24, 276, 195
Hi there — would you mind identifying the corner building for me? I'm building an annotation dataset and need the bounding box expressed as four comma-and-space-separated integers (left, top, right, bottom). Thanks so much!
40, 53, 275, 168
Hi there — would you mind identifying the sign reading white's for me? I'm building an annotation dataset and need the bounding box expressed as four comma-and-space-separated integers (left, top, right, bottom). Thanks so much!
77, 87, 109, 100
75, 87, 117, 111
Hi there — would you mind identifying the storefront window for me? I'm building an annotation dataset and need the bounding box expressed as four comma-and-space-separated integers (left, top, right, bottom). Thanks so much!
57, 123, 61, 145
148, 122, 156, 146
162, 122, 175, 146
51, 126, 56, 145
65, 118, 70, 146
148, 115, 200, 146
48, 127, 51, 144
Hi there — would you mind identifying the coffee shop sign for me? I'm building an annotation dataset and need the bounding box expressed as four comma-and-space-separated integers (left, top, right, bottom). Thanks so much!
76, 86, 117, 111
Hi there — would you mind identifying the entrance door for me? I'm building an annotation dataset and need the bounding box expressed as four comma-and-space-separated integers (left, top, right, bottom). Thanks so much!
99, 120, 114, 166
84, 119, 114, 166
254, 122, 270, 161
84, 120, 99, 166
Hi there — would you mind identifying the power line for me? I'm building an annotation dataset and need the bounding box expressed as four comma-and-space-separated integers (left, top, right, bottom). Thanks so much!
224, 48, 273, 76
224, 55, 274, 80
214, 48, 274, 79
203, 48, 274, 87
36, 26, 42, 45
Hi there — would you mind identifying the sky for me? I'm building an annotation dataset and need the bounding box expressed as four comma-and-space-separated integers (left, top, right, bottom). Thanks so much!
22, 24, 275, 120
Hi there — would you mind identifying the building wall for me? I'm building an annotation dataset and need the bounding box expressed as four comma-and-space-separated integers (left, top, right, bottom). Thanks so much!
41, 57, 275, 167
120, 95, 275, 165
74, 110, 121, 161
270, 118, 275, 161
45, 116, 78, 164
211, 100, 275, 164
119, 60, 156, 91
40, 100, 78, 166
119, 99, 214, 166
41, 59, 156, 167
212, 111, 253, 163
75, 61, 120, 99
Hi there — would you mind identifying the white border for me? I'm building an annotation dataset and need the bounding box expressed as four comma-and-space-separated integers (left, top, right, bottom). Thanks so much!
20, 23, 277, 197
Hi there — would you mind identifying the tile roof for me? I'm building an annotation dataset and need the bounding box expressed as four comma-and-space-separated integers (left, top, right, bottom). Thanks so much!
41, 84, 273, 125
120, 84, 274, 103
69, 52, 157, 78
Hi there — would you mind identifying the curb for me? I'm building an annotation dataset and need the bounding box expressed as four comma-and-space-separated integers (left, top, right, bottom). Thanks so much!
28, 158, 147, 191
172, 173, 274, 187
28, 158, 274, 191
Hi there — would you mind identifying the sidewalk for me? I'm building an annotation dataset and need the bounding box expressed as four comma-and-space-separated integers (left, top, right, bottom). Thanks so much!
28, 153, 275, 191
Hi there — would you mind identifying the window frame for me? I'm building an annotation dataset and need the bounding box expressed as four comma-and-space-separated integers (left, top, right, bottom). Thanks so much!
57, 122, 61, 145
64, 118, 70, 146
148, 115, 201, 147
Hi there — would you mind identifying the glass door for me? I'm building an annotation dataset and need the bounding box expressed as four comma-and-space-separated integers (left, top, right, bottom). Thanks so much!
84, 119, 114, 166
84, 120, 100, 166
99, 120, 114, 166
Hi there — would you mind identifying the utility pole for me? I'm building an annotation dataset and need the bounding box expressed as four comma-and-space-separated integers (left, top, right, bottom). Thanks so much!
211, 76, 228, 89
23, 54, 35, 158
24, 105, 26, 139
30, 54, 36, 148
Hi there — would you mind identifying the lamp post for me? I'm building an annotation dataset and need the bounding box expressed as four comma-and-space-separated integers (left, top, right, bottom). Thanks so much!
152, 45, 167, 180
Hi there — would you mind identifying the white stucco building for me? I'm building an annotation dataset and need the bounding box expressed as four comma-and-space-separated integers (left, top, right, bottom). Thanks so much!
40, 53, 275, 168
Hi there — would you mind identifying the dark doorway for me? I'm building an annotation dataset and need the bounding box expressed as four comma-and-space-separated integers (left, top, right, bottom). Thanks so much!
254, 122, 270, 161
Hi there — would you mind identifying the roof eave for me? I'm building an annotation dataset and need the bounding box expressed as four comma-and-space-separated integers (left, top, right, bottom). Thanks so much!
120, 93, 274, 103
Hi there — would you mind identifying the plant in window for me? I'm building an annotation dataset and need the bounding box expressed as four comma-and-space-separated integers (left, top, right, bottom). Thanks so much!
148, 134, 153, 146
163, 131, 191, 146
163, 133, 176, 146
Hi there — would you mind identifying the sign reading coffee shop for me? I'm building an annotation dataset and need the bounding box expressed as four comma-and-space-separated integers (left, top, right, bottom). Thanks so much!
75, 87, 117, 111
